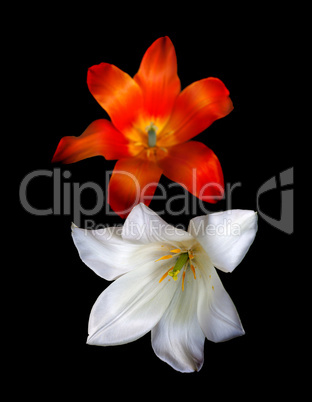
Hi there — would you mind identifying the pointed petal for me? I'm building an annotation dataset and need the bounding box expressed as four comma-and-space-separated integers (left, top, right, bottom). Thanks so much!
87, 63, 143, 133
134, 36, 180, 123
122, 203, 194, 244
152, 269, 205, 372
189, 210, 258, 272
52, 119, 141, 163
87, 259, 178, 346
196, 253, 245, 342
158, 77, 233, 147
157, 141, 224, 203
71, 224, 162, 280
107, 157, 163, 219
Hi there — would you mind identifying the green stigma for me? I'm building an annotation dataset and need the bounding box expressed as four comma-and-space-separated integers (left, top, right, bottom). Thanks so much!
168, 253, 189, 281
147, 122, 157, 147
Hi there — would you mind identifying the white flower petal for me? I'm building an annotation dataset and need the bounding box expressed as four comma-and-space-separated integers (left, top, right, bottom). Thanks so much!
87, 258, 178, 346
188, 210, 257, 272
122, 203, 193, 245
152, 269, 205, 373
72, 224, 162, 280
195, 253, 245, 342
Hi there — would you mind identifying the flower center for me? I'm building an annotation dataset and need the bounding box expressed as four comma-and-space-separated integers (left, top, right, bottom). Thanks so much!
156, 248, 196, 291
146, 122, 157, 147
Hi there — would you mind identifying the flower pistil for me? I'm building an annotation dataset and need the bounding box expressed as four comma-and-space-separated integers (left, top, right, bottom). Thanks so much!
146, 122, 158, 147
157, 248, 197, 291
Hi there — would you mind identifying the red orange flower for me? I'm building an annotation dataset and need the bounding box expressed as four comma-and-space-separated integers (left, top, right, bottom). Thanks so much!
52, 37, 233, 218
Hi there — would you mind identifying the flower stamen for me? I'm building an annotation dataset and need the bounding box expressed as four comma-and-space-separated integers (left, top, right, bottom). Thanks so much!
159, 267, 174, 283
157, 249, 197, 291
190, 264, 196, 279
182, 271, 186, 291
170, 248, 181, 253
155, 255, 173, 262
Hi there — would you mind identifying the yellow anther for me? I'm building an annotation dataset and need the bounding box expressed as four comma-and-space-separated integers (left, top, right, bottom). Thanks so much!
182, 271, 186, 291
159, 267, 173, 283
170, 249, 181, 253
155, 255, 173, 262
188, 251, 194, 259
190, 264, 196, 279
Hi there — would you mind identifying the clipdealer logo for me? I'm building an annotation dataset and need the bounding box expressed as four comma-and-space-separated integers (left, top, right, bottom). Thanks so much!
19, 167, 294, 234
256, 167, 294, 234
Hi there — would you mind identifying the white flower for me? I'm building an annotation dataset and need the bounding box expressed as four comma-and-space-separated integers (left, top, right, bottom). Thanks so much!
72, 204, 257, 373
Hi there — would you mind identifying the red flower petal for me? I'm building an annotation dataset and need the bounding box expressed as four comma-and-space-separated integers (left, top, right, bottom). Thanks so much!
157, 141, 224, 202
134, 36, 180, 124
108, 156, 163, 218
158, 78, 233, 147
52, 119, 142, 164
87, 63, 143, 133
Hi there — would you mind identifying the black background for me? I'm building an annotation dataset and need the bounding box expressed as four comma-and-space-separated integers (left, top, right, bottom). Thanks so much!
15, 5, 297, 397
